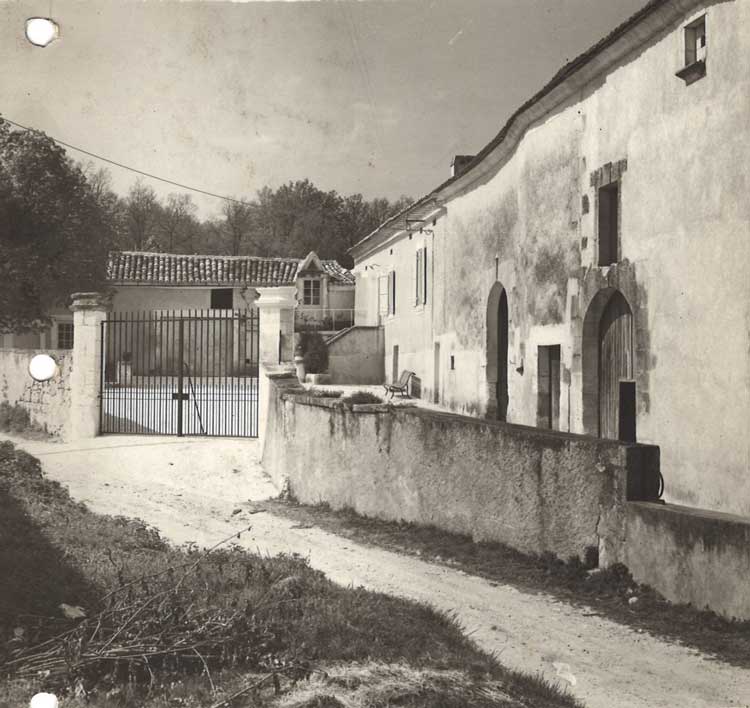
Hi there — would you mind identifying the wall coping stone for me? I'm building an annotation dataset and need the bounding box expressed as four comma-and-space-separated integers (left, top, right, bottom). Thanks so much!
282, 387, 657, 453
272, 379, 661, 500
69, 292, 112, 312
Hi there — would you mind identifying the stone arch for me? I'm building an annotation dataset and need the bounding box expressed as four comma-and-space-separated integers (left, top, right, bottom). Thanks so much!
486, 282, 509, 421
582, 288, 634, 438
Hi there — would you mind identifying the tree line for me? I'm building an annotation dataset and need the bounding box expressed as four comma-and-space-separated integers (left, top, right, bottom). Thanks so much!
108, 176, 411, 267
0, 120, 411, 330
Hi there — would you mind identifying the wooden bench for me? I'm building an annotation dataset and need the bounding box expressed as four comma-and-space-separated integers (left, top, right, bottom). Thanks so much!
383, 370, 415, 399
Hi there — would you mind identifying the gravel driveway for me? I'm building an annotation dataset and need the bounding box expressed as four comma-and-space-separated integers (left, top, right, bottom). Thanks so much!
7, 434, 750, 708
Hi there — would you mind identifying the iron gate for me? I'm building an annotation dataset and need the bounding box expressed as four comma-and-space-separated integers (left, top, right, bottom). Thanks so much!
100, 309, 259, 437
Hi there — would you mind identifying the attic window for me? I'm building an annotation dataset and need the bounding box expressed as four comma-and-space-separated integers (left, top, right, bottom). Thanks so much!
303, 279, 321, 306
676, 16, 706, 84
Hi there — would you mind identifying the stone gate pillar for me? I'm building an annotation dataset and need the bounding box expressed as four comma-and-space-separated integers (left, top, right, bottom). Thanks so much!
69, 292, 110, 439
255, 286, 297, 448
255, 286, 298, 366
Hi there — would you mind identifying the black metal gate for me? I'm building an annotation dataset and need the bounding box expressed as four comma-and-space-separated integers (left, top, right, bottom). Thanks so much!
100, 310, 259, 437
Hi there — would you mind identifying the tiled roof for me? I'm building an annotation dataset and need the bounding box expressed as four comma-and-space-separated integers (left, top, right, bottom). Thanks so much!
320, 259, 355, 285
350, 0, 673, 255
107, 252, 354, 286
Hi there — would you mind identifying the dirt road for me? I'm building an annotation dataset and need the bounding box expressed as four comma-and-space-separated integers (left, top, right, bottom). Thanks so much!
8, 434, 749, 708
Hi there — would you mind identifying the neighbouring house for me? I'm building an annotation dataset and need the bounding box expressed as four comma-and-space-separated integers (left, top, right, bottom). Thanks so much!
0, 250, 355, 351
106, 250, 354, 327
349, 0, 750, 518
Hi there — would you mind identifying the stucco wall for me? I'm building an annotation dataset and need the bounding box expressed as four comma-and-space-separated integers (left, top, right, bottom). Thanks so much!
111, 286, 259, 312
0, 349, 73, 437
326, 326, 384, 385
625, 502, 750, 620
352, 0, 750, 516
262, 376, 661, 564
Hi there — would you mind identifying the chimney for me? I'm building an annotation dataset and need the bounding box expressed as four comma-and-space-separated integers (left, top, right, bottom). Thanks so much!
451, 154, 475, 178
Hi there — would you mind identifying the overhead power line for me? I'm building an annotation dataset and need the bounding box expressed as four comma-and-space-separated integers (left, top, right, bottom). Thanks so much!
1, 117, 248, 205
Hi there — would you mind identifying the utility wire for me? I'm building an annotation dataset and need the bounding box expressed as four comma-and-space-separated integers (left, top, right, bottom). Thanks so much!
1, 116, 248, 205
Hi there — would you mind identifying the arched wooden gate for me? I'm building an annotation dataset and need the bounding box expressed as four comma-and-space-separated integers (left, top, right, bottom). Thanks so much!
598, 291, 634, 440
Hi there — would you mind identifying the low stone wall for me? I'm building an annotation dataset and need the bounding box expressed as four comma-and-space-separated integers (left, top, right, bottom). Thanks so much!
326, 326, 384, 385
0, 348, 73, 437
262, 374, 661, 564
625, 502, 750, 620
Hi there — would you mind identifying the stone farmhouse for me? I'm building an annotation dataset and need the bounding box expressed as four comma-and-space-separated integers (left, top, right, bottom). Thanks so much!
349, 0, 749, 518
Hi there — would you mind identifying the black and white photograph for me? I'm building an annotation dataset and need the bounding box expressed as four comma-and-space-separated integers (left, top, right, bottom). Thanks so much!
1, 0, 748, 706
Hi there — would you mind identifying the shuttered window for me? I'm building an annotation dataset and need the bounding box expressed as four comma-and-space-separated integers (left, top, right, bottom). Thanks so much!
378, 276, 389, 315
415, 247, 427, 306
388, 270, 397, 315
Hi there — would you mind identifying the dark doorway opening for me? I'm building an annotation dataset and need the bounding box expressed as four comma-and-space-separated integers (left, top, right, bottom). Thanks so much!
537, 345, 561, 430
486, 283, 509, 421
618, 380, 637, 442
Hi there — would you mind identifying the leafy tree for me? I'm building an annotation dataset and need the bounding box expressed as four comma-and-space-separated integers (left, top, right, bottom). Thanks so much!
218, 200, 254, 256
124, 179, 159, 250
0, 120, 114, 332
158, 193, 198, 252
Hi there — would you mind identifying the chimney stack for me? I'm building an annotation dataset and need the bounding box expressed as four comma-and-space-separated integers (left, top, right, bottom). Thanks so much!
451, 155, 475, 178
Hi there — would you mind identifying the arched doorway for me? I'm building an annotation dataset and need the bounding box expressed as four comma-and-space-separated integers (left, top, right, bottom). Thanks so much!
486, 283, 509, 421
582, 289, 635, 440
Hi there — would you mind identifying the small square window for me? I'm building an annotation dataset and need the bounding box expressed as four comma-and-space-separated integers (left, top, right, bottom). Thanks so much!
676, 16, 707, 84
685, 16, 706, 66
303, 279, 321, 306
57, 322, 74, 349
210, 289, 233, 310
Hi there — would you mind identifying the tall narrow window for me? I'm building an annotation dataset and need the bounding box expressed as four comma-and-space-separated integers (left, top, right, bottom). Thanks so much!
598, 182, 619, 266
537, 345, 561, 430
303, 279, 321, 305
415, 247, 427, 306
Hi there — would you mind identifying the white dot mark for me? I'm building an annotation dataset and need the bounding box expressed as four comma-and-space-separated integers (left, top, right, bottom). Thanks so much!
29, 354, 58, 382
25, 17, 59, 47
30, 693, 59, 708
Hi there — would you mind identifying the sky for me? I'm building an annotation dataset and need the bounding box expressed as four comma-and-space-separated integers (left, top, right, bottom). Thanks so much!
1, 0, 647, 219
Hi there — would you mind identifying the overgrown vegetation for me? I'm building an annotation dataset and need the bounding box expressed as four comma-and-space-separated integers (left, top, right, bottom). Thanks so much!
0, 402, 49, 438
300, 332, 328, 375
0, 442, 581, 707
339, 392, 383, 406
264, 499, 750, 670
304, 389, 344, 399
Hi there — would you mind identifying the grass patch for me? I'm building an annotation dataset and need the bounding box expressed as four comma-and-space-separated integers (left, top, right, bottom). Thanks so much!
0, 442, 581, 708
263, 499, 750, 669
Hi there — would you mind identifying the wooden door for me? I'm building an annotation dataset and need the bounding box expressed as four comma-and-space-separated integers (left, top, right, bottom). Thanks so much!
598, 292, 633, 439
